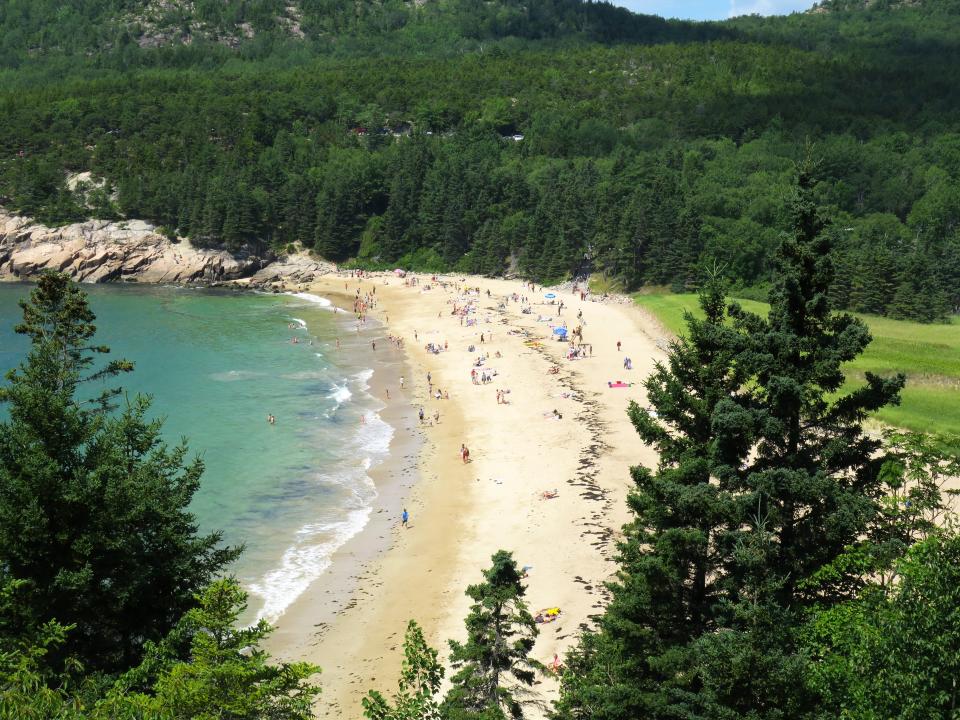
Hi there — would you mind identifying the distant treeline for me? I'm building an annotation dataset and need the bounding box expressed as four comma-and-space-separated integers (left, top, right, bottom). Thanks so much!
2, 1, 960, 320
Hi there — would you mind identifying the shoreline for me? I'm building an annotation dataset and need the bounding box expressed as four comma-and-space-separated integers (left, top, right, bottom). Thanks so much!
264, 273, 665, 717
264, 288, 428, 670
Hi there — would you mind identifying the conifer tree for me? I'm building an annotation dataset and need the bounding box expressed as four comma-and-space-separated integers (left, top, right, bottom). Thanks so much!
104, 579, 320, 719
692, 163, 905, 714
442, 550, 540, 720
556, 165, 905, 719
555, 275, 750, 720
0, 273, 239, 673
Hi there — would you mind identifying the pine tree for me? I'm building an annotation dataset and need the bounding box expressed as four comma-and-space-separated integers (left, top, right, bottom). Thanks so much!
442, 550, 540, 720
0, 273, 240, 673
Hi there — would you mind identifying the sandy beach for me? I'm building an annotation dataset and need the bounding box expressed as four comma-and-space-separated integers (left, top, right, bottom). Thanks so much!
266, 273, 668, 717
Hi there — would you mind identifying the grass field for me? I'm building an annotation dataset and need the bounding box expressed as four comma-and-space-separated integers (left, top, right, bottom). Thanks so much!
633, 292, 960, 436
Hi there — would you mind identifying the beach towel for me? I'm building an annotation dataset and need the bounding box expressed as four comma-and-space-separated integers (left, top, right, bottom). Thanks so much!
608, 381, 632, 388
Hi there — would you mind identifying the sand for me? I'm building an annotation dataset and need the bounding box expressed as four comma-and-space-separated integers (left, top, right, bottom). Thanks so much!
265, 274, 668, 717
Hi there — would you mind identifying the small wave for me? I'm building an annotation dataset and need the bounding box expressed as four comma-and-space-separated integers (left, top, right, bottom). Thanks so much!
281, 370, 331, 381
287, 292, 332, 307
210, 369, 263, 382
353, 368, 374, 390
355, 412, 394, 457
289, 317, 308, 329
248, 506, 372, 624
327, 383, 352, 405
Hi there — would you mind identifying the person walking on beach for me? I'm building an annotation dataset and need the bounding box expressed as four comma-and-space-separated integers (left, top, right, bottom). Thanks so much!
616, 340, 621, 352
400, 376, 405, 389
372, 340, 376, 351
402, 508, 409, 528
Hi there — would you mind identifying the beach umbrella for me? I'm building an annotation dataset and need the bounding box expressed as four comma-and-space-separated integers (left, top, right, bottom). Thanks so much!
553, 327, 567, 336
544, 292, 556, 299
393, 268, 406, 277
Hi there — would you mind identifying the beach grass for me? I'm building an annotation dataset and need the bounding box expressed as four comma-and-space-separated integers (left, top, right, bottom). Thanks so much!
633, 292, 960, 436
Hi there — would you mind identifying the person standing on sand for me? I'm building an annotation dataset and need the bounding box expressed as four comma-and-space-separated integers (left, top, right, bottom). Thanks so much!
400, 376, 405, 389
617, 340, 621, 352
402, 508, 409, 528
372, 340, 376, 351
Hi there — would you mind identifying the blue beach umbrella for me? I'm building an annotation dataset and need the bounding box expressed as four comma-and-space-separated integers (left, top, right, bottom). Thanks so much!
544, 292, 556, 299
553, 327, 567, 336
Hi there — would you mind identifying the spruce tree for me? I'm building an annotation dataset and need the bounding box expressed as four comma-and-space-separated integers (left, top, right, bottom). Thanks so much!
693, 163, 905, 714
442, 550, 540, 720
0, 273, 239, 673
555, 276, 750, 720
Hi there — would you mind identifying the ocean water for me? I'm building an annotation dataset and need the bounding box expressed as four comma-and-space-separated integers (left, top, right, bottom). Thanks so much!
0, 282, 390, 623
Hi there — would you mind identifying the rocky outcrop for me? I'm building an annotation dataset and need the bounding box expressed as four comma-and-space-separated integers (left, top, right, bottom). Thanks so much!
243, 253, 335, 289
0, 210, 279, 285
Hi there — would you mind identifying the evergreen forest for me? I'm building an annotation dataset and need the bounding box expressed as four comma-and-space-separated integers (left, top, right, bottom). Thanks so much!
2, 0, 960, 320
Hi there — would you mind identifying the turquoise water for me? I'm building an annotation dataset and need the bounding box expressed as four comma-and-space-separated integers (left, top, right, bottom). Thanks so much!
0, 283, 391, 622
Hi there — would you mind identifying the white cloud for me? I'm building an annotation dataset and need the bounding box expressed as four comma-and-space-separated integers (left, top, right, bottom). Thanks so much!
727, 0, 813, 18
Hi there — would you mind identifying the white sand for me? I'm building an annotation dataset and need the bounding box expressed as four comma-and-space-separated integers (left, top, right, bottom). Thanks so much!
267, 274, 668, 717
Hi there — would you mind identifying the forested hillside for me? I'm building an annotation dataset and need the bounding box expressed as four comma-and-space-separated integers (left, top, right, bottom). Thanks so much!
1, 0, 959, 320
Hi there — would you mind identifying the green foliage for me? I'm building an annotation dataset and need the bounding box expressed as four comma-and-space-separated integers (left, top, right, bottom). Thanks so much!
363, 620, 444, 720
0, 272, 240, 674
558, 172, 905, 719
103, 578, 321, 719
0, 578, 321, 720
442, 550, 540, 720
1, 3, 960, 320
804, 532, 960, 719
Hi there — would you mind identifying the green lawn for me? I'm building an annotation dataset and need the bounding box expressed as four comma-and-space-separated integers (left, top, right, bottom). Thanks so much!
634, 292, 960, 436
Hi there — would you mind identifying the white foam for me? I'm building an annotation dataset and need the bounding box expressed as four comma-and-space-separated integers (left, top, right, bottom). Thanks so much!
246, 398, 395, 623
353, 368, 375, 390
327, 383, 352, 404
290, 317, 308, 329
287, 292, 332, 307
249, 506, 372, 624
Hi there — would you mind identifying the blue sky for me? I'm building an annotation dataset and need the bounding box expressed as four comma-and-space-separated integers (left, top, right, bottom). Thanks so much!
614, 0, 815, 21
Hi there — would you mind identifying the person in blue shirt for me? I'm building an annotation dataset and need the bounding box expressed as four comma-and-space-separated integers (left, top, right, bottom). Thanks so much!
402, 508, 409, 528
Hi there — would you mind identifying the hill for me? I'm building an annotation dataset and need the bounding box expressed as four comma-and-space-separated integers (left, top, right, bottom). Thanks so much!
0, 0, 958, 322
